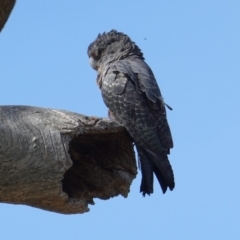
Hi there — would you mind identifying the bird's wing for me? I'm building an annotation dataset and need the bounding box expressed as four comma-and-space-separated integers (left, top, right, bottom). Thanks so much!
109, 59, 173, 149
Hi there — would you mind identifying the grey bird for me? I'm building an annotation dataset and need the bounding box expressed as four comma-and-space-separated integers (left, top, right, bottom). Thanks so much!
87, 30, 175, 196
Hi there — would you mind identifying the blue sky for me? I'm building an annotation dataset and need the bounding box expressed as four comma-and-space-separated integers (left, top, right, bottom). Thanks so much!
1, 1, 240, 239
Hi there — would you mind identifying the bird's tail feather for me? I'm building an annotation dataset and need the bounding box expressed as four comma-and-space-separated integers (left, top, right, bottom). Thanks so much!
137, 146, 175, 196
138, 148, 154, 196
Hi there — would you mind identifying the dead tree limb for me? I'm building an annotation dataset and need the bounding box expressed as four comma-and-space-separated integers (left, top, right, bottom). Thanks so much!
0, 106, 137, 214
0, 0, 16, 32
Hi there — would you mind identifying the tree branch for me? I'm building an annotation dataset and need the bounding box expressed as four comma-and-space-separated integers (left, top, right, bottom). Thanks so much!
0, 0, 16, 32
0, 106, 137, 214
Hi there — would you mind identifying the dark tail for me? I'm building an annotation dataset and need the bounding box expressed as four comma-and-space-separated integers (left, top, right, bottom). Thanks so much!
137, 146, 175, 196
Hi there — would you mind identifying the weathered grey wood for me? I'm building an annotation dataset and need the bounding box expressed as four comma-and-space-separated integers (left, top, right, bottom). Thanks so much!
0, 0, 16, 32
0, 106, 137, 214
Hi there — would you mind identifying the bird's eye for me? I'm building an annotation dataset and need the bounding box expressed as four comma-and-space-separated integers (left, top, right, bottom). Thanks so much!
92, 50, 102, 60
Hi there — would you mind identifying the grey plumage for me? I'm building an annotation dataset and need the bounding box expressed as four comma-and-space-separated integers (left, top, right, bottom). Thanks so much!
87, 30, 175, 196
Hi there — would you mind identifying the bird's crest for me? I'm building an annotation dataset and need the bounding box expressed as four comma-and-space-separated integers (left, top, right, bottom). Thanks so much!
87, 30, 144, 61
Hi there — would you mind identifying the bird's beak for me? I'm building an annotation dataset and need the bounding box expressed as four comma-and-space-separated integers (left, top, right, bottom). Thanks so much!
89, 57, 98, 71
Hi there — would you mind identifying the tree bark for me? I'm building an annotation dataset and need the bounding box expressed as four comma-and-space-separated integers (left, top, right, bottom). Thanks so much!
0, 106, 137, 214
0, 0, 16, 32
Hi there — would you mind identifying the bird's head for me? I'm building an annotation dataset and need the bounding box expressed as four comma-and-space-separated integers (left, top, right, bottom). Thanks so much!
87, 30, 144, 72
